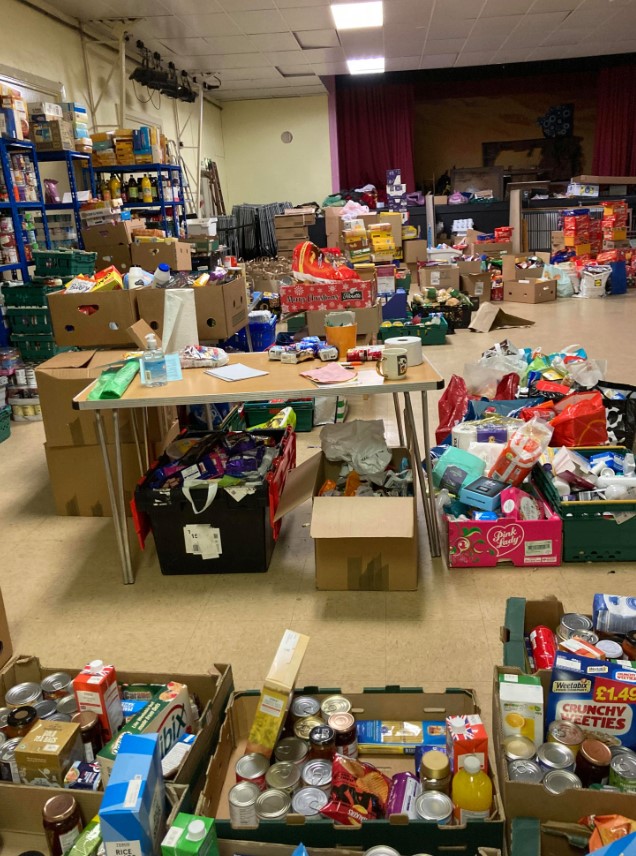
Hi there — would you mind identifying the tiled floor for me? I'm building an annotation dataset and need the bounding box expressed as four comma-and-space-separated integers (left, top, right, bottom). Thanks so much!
1, 293, 634, 732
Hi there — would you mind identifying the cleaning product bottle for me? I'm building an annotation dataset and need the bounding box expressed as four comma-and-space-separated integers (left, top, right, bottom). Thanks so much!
451, 754, 492, 822
143, 333, 167, 387
127, 176, 139, 201
109, 173, 121, 202
125, 266, 154, 289
153, 263, 171, 287
141, 173, 152, 203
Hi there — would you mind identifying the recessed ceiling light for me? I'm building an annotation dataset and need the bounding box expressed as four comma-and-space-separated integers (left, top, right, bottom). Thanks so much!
347, 56, 385, 74
331, 1, 383, 30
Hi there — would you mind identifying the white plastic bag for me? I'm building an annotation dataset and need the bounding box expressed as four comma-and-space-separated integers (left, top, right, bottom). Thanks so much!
579, 265, 611, 298
321, 419, 391, 475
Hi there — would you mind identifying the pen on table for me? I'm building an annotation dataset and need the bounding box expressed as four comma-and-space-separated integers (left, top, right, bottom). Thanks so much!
341, 362, 362, 368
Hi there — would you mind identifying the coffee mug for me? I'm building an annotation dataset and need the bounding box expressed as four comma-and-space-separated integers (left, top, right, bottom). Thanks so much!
376, 347, 408, 380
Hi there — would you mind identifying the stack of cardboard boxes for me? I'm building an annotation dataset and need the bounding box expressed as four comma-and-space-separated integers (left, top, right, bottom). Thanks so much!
28, 103, 74, 153
602, 200, 630, 251
61, 102, 91, 152
0, 86, 28, 141
81, 219, 146, 275
274, 212, 315, 260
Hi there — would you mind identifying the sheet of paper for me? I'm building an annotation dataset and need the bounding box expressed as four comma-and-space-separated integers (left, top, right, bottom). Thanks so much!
205, 363, 269, 382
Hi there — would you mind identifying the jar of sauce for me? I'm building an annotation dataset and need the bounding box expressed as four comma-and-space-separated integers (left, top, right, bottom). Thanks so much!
6, 706, 38, 739
575, 738, 611, 787
42, 794, 83, 856
71, 712, 103, 763
622, 630, 636, 661
309, 725, 335, 760
328, 713, 358, 759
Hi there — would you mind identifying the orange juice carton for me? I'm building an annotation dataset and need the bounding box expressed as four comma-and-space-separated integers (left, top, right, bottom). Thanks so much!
73, 660, 124, 741
498, 672, 544, 749
446, 714, 489, 772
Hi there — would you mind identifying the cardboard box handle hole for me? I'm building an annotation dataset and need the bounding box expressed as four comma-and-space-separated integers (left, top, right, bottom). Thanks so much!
206, 318, 216, 327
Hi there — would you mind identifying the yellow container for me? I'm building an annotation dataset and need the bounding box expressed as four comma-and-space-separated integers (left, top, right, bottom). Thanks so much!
325, 323, 357, 358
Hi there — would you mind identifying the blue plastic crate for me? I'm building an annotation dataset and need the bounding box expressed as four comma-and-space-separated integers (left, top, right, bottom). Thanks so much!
224, 316, 277, 352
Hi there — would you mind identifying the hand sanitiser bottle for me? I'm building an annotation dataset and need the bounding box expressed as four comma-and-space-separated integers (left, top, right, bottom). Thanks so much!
143, 333, 168, 387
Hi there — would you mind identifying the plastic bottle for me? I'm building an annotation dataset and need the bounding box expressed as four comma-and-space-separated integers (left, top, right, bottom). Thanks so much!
451, 754, 492, 823
150, 176, 158, 200
100, 179, 111, 202
141, 173, 152, 203
143, 333, 167, 387
108, 174, 121, 202
125, 266, 153, 289
152, 263, 171, 287
127, 176, 139, 201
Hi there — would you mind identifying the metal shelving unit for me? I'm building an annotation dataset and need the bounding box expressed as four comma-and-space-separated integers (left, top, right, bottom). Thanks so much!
37, 150, 96, 250
0, 138, 51, 280
92, 163, 187, 237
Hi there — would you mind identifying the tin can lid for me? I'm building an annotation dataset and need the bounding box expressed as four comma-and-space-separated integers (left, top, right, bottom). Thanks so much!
275, 737, 309, 764
266, 761, 301, 789
41, 673, 72, 692
414, 790, 453, 821
538, 742, 575, 769
543, 770, 582, 794
611, 752, 636, 776
421, 750, 450, 779
5, 683, 41, 706
302, 759, 332, 787
581, 738, 612, 767
256, 788, 291, 819
34, 700, 58, 719
291, 787, 328, 816
56, 695, 78, 714
0, 737, 19, 757
507, 759, 544, 783
309, 725, 335, 746
596, 639, 624, 659
294, 716, 324, 740
503, 735, 536, 761
327, 712, 355, 733
236, 753, 269, 778
560, 613, 593, 633
365, 848, 401, 856
548, 720, 583, 745
321, 695, 351, 716
291, 696, 320, 718
229, 781, 261, 806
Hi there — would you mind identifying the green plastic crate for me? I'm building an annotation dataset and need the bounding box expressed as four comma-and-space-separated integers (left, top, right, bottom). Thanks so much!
0, 406, 10, 444
285, 312, 306, 333
10, 333, 72, 364
32, 249, 97, 277
6, 307, 53, 334
378, 314, 448, 344
2, 281, 64, 308
534, 445, 636, 562
244, 399, 313, 431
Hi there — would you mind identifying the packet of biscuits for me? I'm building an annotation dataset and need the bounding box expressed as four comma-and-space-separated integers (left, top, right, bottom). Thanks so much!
320, 755, 391, 825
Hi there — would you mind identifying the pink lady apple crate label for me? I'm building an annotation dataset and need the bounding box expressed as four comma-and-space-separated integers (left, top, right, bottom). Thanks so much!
547, 653, 636, 748
446, 511, 562, 568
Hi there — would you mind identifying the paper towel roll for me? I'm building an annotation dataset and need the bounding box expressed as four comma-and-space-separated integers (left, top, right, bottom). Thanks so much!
384, 336, 423, 366
452, 422, 478, 450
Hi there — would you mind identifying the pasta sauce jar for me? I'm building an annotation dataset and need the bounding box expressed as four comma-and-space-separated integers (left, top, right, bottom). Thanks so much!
42, 794, 83, 856
328, 712, 358, 759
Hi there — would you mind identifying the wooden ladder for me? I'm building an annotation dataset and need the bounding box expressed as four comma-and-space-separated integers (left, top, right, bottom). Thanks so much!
202, 160, 226, 216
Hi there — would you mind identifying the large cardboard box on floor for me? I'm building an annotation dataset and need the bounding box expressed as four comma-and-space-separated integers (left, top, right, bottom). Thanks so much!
504, 279, 556, 304
466, 229, 513, 257
81, 219, 145, 249
275, 446, 418, 590
305, 303, 382, 337
461, 272, 493, 302
48, 289, 139, 347
0, 589, 13, 672
502, 253, 550, 282
131, 241, 193, 272
418, 265, 460, 291
403, 238, 427, 264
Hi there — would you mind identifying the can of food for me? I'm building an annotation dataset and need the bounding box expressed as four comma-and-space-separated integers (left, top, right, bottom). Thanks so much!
503, 735, 537, 762
597, 639, 624, 660
291, 696, 321, 722
0, 737, 21, 783
537, 742, 576, 773
309, 725, 335, 760
294, 716, 324, 741
576, 630, 600, 645
559, 613, 593, 638
0, 707, 11, 734
265, 761, 301, 795
5, 682, 43, 709
542, 769, 582, 794
34, 699, 58, 720
291, 786, 329, 816
547, 720, 584, 756
14, 367, 26, 385
236, 753, 269, 790
328, 712, 358, 759
301, 759, 332, 792
529, 626, 557, 670
508, 759, 544, 784
609, 752, 636, 793
320, 695, 351, 717
56, 695, 78, 717
414, 790, 453, 824
0, 732, 6, 751
386, 771, 421, 819
41, 672, 72, 700
275, 736, 309, 766
228, 781, 260, 828
47, 713, 72, 722
256, 788, 291, 820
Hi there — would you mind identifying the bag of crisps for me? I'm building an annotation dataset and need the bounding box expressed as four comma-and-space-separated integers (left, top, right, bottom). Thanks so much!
320, 756, 391, 825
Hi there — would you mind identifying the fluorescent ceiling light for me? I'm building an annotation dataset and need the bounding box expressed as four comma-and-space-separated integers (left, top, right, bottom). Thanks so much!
347, 56, 385, 74
331, 1, 383, 30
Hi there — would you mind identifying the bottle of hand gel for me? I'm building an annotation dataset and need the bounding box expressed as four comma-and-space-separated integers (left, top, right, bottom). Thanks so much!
143, 333, 168, 387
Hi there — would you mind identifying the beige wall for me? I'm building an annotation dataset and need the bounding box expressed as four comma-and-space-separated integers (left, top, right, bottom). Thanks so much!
221, 95, 332, 209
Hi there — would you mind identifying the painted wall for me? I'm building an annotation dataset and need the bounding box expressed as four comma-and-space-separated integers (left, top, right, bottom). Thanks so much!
221, 96, 332, 209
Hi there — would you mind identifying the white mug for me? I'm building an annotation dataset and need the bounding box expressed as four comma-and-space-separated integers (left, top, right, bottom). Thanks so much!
376, 347, 408, 380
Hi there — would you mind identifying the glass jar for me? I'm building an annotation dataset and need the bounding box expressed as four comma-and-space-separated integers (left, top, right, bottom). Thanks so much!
575, 738, 612, 787
420, 749, 451, 794
328, 713, 358, 759
43, 794, 83, 856
309, 725, 335, 760
6, 705, 38, 739
71, 711, 103, 762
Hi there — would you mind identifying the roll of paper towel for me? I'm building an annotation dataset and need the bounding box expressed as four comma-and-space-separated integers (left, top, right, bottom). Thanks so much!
384, 336, 423, 366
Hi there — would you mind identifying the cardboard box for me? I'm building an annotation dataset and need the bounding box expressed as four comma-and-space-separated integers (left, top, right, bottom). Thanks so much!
136, 277, 247, 342
82, 220, 144, 249
305, 303, 382, 337
457, 260, 482, 275
276, 237, 303, 252
0, 590, 12, 673
246, 630, 310, 758
500, 596, 565, 672
32, 119, 74, 151
27, 101, 62, 118
94, 243, 133, 274
418, 265, 460, 292
274, 213, 315, 228
503, 279, 556, 304
460, 272, 492, 301
15, 720, 83, 786
466, 230, 513, 256
403, 239, 427, 264
275, 227, 308, 241
279, 279, 377, 315
379, 211, 403, 248
550, 230, 565, 250
566, 182, 599, 197
131, 241, 193, 272
276, 446, 418, 591
48, 289, 139, 347
501, 253, 550, 282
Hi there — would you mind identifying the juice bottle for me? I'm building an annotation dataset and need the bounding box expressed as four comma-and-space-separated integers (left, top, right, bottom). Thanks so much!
128, 176, 139, 200
108, 173, 121, 202
141, 173, 152, 203
100, 179, 111, 202
451, 754, 492, 822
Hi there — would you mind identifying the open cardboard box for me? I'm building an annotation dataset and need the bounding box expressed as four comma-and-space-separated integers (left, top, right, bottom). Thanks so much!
500, 597, 565, 672
197, 687, 505, 855
48, 290, 139, 347
275, 447, 418, 591
501, 253, 550, 282
0, 655, 233, 801
503, 280, 557, 305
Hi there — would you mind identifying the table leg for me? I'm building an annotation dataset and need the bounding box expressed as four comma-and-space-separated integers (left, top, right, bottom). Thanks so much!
403, 391, 436, 557
142, 407, 150, 470
95, 410, 133, 585
421, 390, 441, 557
113, 409, 135, 584
393, 393, 405, 446
131, 409, 144, 475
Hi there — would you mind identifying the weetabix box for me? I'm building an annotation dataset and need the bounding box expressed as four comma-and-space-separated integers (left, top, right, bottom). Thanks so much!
279, 279, 377, 314
15, 720, 83, 786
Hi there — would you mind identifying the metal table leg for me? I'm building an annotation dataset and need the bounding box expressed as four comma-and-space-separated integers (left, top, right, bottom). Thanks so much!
393, 393, 405, 446
112, 409, 135, 584
421, 390, 441, 557
403, 392, 437, 558
95, 410, 133, 584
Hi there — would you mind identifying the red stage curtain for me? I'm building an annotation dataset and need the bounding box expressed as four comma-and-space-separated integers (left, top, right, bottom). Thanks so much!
593, 65, 636, 175
336, 82, 415, 192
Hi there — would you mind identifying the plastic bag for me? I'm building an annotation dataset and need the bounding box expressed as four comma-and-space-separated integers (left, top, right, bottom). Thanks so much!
579, 265, 611, 298
489, 416, 553, 487
495, 372, 519, 400
549, 391, 608, 447
463, 363, 504, 399
321, 419, 391, 475
436, 374, 470, 444
597, 381, 636, 450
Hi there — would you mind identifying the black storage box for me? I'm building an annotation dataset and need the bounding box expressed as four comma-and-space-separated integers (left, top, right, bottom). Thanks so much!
133, 427, 296, 575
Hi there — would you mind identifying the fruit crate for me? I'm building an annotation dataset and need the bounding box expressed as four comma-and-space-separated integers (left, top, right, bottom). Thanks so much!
243, 399, 314, 432
2, 280, 65, 308
10, 333, 72, 364
534, 445, 636, 562
378, 314, 448, 344
32, 249, 97, 277
6, 307, 53, 334
0, 405, 10, 443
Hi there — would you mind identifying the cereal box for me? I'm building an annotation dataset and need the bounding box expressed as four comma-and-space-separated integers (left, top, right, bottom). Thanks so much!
446, 714, 489, 772
547, 653, 636, 748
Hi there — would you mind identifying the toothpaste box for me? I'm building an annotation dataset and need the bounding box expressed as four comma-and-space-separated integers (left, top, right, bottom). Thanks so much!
498, 673, 544, 749
357, 720, 446, 754
446, 714, 489, 772
593, 594, 636, 634
100, 733, 166, 856
161, 813, 218, 856
98, 682, 194, 783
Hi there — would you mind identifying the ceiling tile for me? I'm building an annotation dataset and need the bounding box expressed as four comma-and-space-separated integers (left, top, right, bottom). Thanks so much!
276, 63, 320, 75
471, 14, 525, 34
482, 0, 533, 15
383, 25, 425, 54
431, 0, 484, 19
203, 34, 261, 52
296, 46, 346, 61
338, 28, 383, 52
424, 37, 467, 51
540, 28, 593, 44
159, 0, 223, 13
383, 0, 434, 25
249, 31, 301, 49
427, 18, 475, 39
221, 77, 292, 88
310, 61, 350, 73
159, 36, 213, 54
559, 8, 611, 26
419, 52, 458, 67
127, 15, 196, 37
61, 0, 126, 20
265, 49, 311, 62
385, 55, 422, 71
229, 9, 289, 32
176, 13, 242, 35
493, 49, 532, 61
455, 50, 500, 66
217, 0, 275, 8
295, 28, 341, 47
275, 0, 332, 6
220, 66, 282, 79
579, 0, 633, 7
102, 0, 172, 13
511, 10, 569, 32
185, 52, 268, 68
528, 0, 579, 10
279, 6, 334, 29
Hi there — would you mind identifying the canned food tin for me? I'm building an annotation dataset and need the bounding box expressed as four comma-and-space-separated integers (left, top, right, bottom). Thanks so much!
275, 736, 309, 766
542, 769, 582, 794
229, 781, 260, 828
609, 752, 636, 793
294, 716, 324, 741
547, 720, 584, 755
0, 737, 21, 782
503, 735, 537, 762
365, 848, 400, 856
508, 759, 544, 784
56, 695, 78, 716
5, 682, 43, 709
537, 742, 576, 773
414, 791, 453, 824
34, 700, 58, 720
41, 672, 72, 700
302, 759, 332, 792
256, 788, 291, 820
236, 753, 269, 790
576, 630, 600, 645
529, 626, 557, 671
290, 696, 321, 721
386, 771, 421, 819
597, 639, 624, 660
0, 732, 6, 750
265, 761, 301, 794
320, 695, 351, 717
47, 713, 72, 722
559, 613, 593, 638
0, 707, 10, 733
291, 786, 329, 816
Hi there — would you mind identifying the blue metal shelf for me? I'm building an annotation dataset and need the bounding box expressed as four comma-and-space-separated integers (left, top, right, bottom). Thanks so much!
0, 201, 46, 209
38, 149, 96, 250
93, 163, 182, 173
122, 200, 184, 208
45, 202, 75, 210
0, 262, 22, 272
